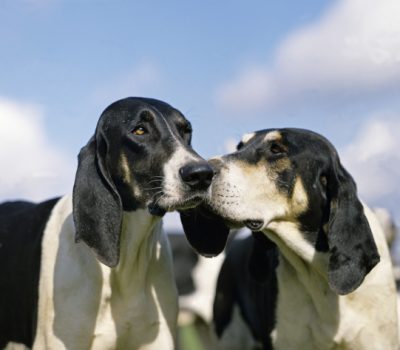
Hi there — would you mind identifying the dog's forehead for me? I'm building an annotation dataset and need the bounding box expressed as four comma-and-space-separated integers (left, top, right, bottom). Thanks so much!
161, 109, 189, 124
99, 97, 188, 127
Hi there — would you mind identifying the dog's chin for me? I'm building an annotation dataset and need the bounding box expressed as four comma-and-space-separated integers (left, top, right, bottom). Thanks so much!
208, 204, 264, 231
148, 195, 205, 215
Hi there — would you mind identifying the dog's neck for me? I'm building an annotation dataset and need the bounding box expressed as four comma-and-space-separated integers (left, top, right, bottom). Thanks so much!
263, 221, 339, 340
112, 209, 163, 288
264, 221, 329, 283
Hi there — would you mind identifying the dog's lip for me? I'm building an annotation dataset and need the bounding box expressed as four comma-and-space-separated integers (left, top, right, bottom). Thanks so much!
161, 194, 205, 212
174, 196, 204, 210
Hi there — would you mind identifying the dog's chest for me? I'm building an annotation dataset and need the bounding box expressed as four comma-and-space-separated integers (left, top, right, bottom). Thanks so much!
34, 196, 177, 350
272, 254, 399, 350
273, 257, 340, 350
89, 272, 171, 349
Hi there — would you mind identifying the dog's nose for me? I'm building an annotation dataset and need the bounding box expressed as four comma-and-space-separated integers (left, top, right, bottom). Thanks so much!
179, 162, 214, 191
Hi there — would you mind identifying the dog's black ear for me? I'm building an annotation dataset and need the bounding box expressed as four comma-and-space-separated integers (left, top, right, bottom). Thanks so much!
326, 161, 379, 295
249, 232, 278, 283
73, 133, 122, 268
179, 207, 230, 257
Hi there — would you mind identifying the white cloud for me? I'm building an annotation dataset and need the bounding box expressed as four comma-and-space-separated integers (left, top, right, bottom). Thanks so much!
0, 97, 75, 201
216, 0, 400, 112
340, 115, 400, 205
217, 66, 275, 112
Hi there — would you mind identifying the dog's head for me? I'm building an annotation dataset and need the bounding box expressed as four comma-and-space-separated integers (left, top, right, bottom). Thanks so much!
181, 128, 380, 295
73, 97, 214, 267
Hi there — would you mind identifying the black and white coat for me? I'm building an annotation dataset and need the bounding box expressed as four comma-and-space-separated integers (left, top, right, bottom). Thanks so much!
0, 97, 214, 350
180, 128, 399, 350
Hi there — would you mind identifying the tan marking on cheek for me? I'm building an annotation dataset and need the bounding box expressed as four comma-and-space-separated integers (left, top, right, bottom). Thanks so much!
291, 176, 309, 215
234, 160, 283, 201
241, 132, 256, 144
236, 160, 265, 177
263, 130, 282, 142
120, 153, 132, 184
132, 183, 142, 198
120, 153, 142, 198
273, 158, 291, 172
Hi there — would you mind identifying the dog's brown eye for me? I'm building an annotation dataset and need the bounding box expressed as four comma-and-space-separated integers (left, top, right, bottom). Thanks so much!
270, 143, 285, 155
132, 126, 147, 136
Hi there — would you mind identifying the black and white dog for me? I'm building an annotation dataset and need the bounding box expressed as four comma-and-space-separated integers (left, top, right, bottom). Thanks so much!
180, 128, 399, 349
0, 97, 214, 350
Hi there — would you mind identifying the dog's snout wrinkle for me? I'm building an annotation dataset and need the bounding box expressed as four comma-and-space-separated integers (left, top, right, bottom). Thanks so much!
179, 162, 214, 191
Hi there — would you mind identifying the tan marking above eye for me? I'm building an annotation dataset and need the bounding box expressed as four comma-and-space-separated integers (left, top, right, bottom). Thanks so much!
263, 130, 282, 142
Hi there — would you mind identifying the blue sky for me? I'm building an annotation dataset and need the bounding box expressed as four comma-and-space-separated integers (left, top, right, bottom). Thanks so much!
1, 0, 400, 231
0, 0, 330, 154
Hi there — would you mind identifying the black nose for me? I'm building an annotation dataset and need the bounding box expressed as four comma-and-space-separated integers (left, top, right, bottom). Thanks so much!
179, 162, 214, 191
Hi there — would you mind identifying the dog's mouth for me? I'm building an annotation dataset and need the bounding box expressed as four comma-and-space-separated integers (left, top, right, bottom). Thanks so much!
172, 195, 205, 211
148, 194, 205, 216
243, 219, 264, 231
217, 217, 264, 231
206, 203, 265, 231
205, 201, 264, 232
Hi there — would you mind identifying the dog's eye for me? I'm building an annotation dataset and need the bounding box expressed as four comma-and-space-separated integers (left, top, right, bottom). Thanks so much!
132, 126, 147, 136
270, 143, 286, 155
236, 141, 244, 151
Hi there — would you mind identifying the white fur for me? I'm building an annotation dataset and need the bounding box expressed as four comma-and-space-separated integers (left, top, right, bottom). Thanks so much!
33, 195, 177, 350
179, 254, 225, 323
4, 343, 29, 350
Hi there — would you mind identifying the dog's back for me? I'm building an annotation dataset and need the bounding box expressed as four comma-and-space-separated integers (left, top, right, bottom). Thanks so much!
0, 198, 59, 348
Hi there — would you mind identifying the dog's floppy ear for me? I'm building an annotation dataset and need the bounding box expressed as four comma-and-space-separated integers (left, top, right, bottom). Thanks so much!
73, 131, 123, 268
179, 207, 230, 257
326, 161, 380, 295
